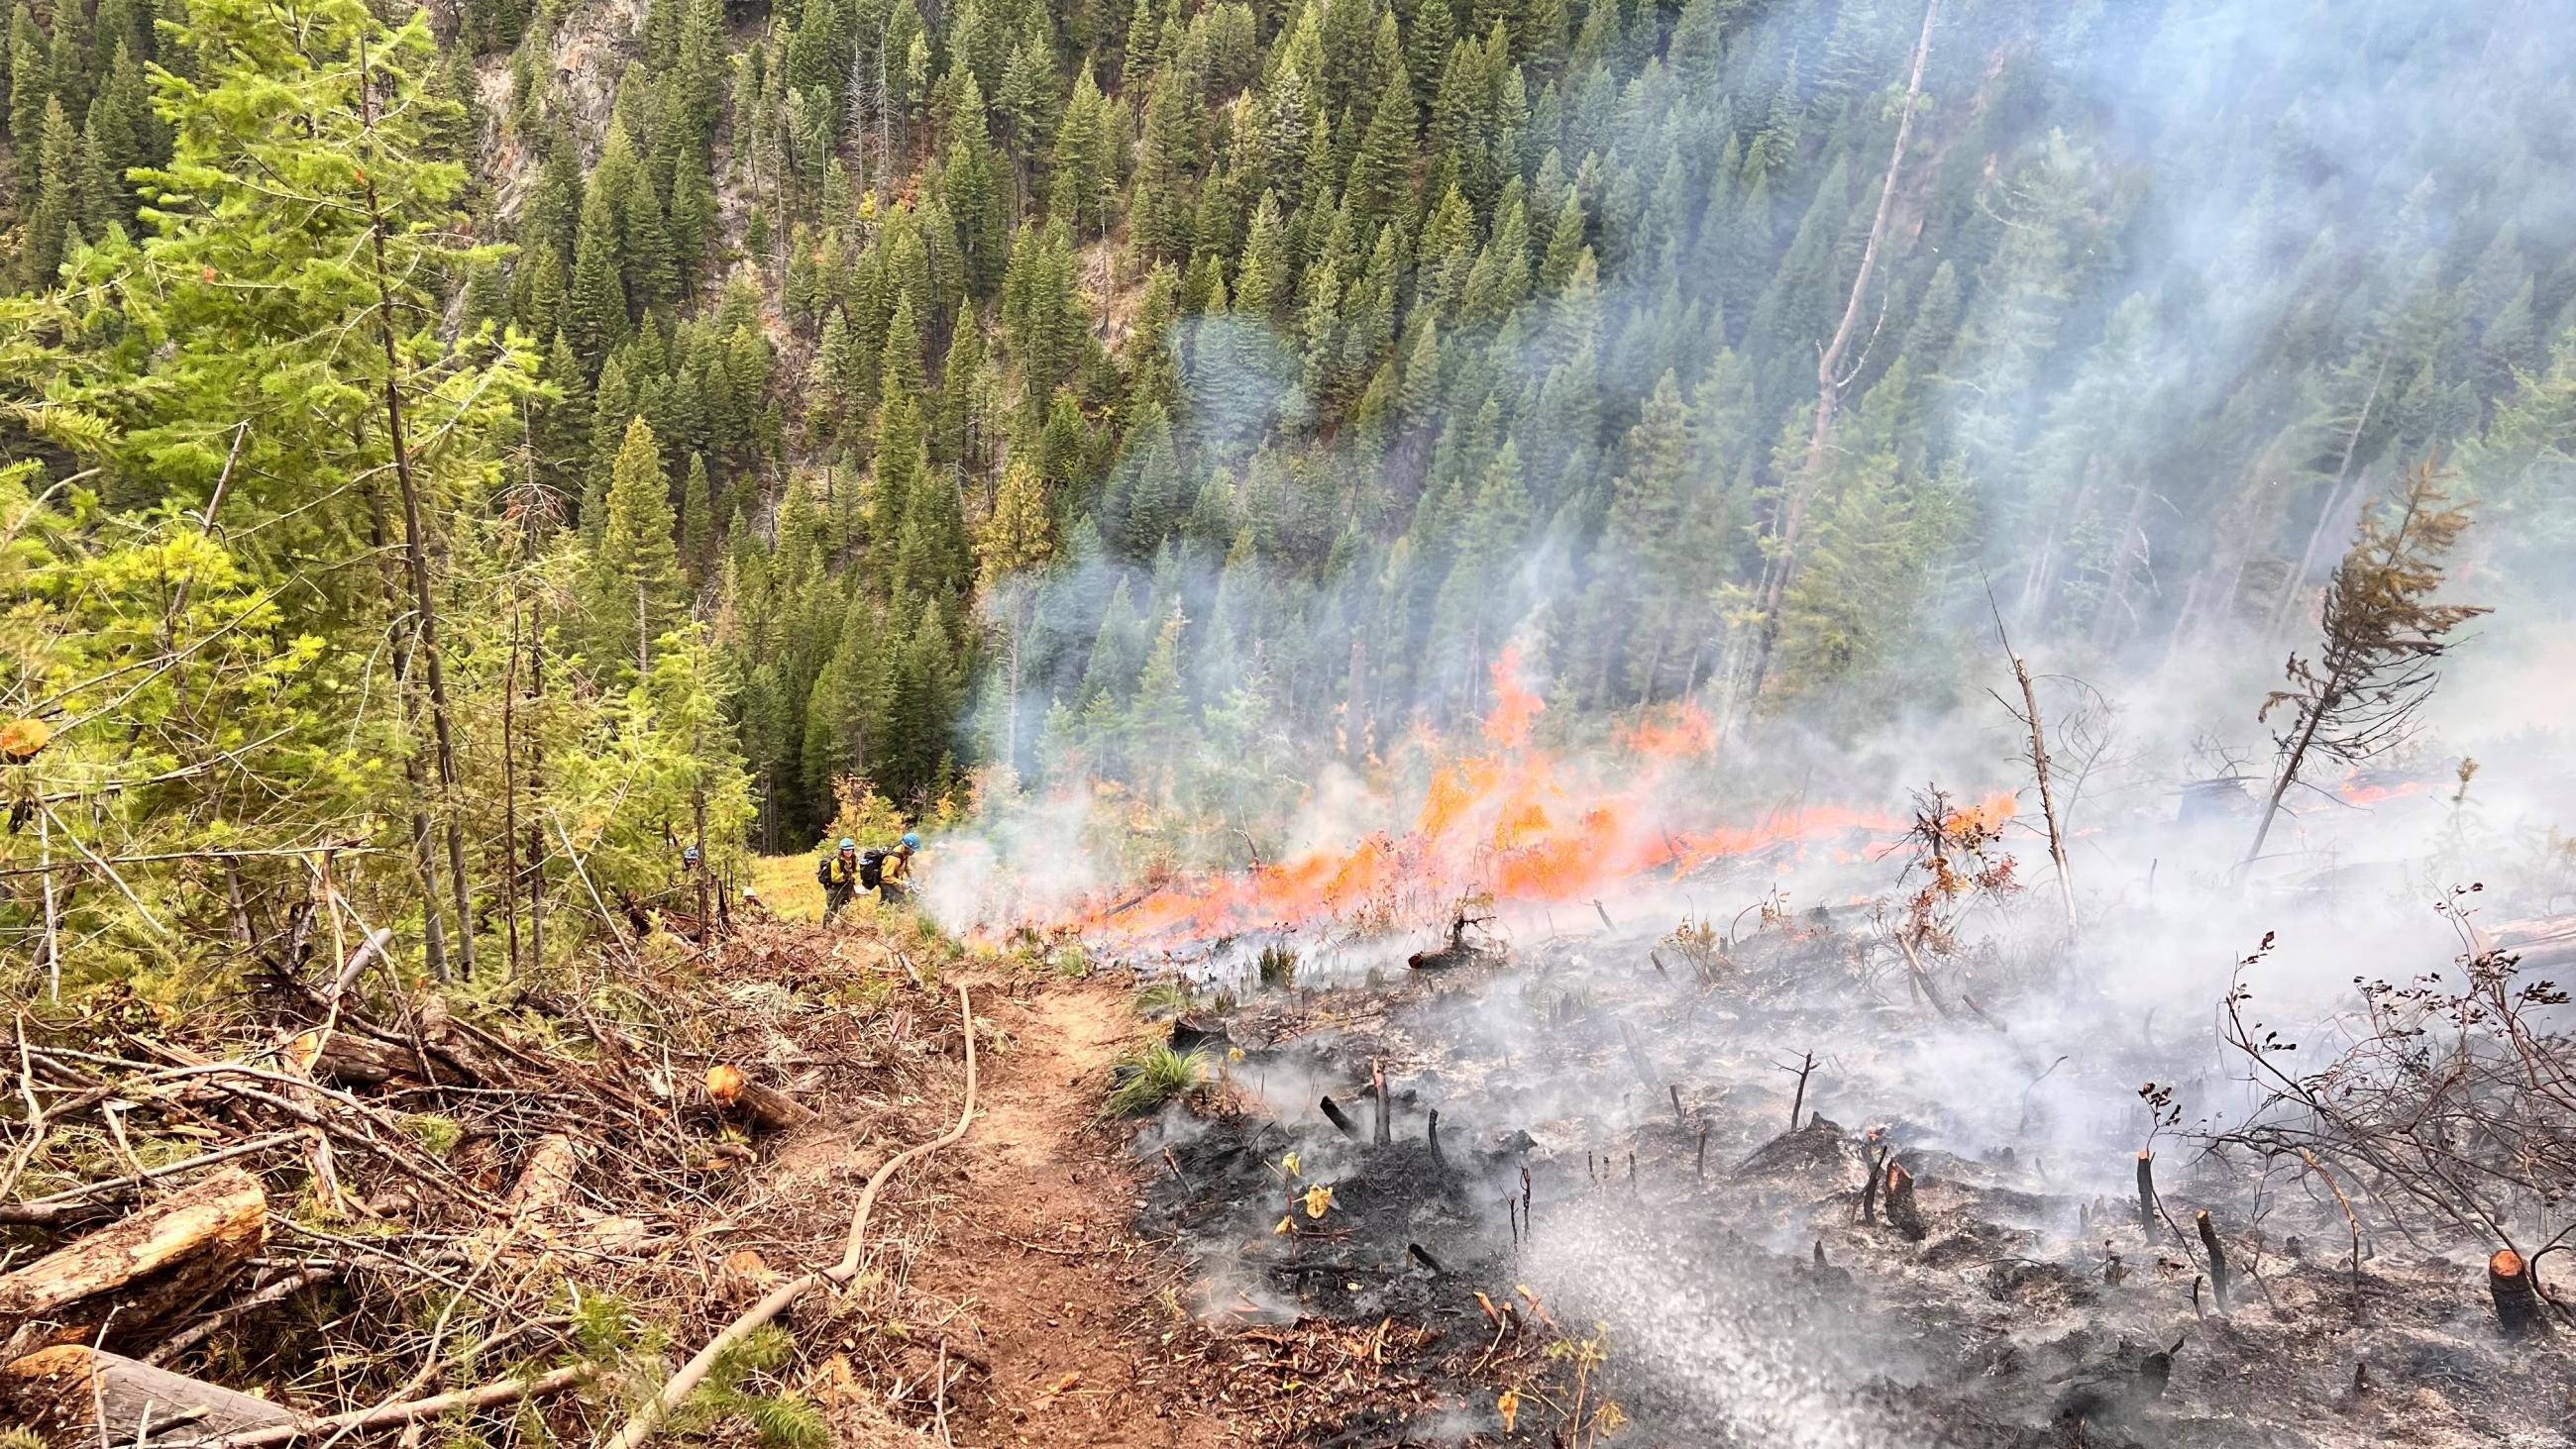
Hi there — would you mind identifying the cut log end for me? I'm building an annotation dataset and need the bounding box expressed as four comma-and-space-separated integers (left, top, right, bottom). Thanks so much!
2489, 1248, 2552, 1338
703, 1065, 816, 1131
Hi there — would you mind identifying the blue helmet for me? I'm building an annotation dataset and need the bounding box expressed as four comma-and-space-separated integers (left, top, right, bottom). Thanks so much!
838, 837, 856, 850
683, 845, 700, 862
900, 831, 920, 850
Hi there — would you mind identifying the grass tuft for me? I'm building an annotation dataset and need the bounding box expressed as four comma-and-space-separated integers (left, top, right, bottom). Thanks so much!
1105, 1042, 1207, 1115
1134, 979, 1195, 1018
1256, 943, 1298, 990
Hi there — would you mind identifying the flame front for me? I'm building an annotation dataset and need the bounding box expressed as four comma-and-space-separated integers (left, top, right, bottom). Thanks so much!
1033, 650, 2022, 957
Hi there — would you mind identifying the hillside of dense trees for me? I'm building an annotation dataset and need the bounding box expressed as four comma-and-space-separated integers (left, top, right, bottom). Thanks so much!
5, 0, 2574, 985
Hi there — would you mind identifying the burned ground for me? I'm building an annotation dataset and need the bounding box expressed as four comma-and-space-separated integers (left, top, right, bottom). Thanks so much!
1113, 902, 2576, 1448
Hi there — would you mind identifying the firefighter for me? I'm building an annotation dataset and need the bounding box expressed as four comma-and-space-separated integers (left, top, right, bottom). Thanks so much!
876, 831, 919, 905
817, 838, 861, 923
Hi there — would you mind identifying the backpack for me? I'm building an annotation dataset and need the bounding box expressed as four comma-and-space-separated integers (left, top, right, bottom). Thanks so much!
816, 856, 836, 886
858, 848, 888, 888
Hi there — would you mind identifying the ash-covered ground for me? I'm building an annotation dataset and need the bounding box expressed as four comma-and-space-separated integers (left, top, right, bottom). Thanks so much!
1114, 856, 2576, 1448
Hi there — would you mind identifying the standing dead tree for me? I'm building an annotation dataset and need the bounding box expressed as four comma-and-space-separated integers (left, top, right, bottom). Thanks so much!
1740, 0, 1941, 712
1985, 588, 2077, 937
2242, 458, 2486, 876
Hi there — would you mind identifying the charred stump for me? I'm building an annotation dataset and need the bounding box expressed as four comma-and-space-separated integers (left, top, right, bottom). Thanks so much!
1319, 1095, 1361, 1138
2489, 1248, 2551, 1338
2053, 1335, 2184, 1428
1882, 1160, 1926, 1240
2195, 1210, 2231, 1313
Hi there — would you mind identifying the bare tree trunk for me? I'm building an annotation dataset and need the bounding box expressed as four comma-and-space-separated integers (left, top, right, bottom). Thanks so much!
1345, 635, 1368, 763
2091, 467, 2157, 650
357, 37, 475, 980
364, 481, 452, 982
1742, 0, 1939, 710
525, 601, 547, 975
38, 806, 61, 1001
1989, 593, 2077, 935
501, 601, 523, 978
2271, 357, 2388, 637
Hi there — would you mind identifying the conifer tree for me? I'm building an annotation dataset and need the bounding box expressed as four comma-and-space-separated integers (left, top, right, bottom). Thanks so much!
588, 416, 689, 677
1048, 63, 1117, 238
6, 6, 45, 171
21, 97, 80, 287
567, 183, 630, 365
681, 451, 715, 581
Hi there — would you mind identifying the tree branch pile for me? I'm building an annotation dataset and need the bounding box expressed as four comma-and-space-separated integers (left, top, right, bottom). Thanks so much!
0, 917, 975, 1445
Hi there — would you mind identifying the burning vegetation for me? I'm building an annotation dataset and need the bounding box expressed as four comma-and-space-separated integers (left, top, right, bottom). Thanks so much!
1006, 485, 2576, 1445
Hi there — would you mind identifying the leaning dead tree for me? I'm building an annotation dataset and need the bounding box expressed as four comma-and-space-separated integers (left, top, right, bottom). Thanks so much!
2242, 458, 2486, 875
2209, 902, 2576, 1330
1740, 0, 1940, 710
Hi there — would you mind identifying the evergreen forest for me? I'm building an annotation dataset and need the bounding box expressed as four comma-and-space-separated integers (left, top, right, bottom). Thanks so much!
7, 0, 2575, 985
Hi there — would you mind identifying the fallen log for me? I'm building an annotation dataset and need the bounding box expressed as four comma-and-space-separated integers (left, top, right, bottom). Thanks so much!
411, 994, 503, 1086
0, 1169, 265, 1351
287, 1029, 426, 1090
703, 1065, 817, 1131
199, 1364, 593, 1449
0, 1344, 298, 1446
2489, 1248, 2551, 1338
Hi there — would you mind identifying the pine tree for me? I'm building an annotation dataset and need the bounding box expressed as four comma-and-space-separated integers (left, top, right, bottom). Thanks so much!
567, 182, 630, 365
7, 6, 45, 174
1132, 69, 1201, 260
940, 72, 1008, 294
1234, 190, 1289, 317
1126, 608, 1194, 801
21, 97, 81, 287
680, 452, 715, 581
1048, 63, 1117, 238
1345, 59, 1416, 233
588, 416, 689, 678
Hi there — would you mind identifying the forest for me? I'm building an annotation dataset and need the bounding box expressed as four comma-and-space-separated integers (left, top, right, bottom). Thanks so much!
8, 0, 2575, 985
5, 0, 2576, 1443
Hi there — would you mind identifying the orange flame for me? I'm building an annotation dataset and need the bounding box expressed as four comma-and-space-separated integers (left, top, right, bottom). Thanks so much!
1621, 700, 1717, 759
2336, 771, 2427, 807
1941, 792, 2020, 837
1033, 664, 2001, 955
1481, 648, 1544, 749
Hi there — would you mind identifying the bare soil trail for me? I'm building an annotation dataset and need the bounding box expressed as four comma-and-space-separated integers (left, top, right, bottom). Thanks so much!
895, 976, 1238, 1448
